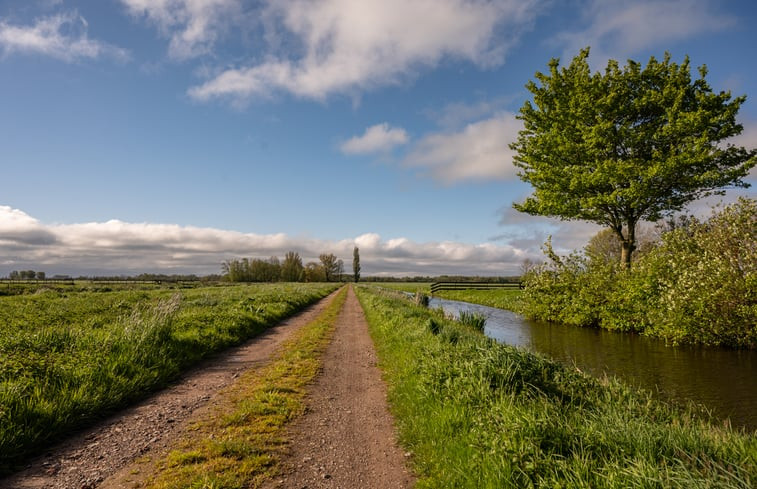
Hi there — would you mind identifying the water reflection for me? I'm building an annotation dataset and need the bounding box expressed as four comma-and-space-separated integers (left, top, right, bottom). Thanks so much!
429, 296, 757, 432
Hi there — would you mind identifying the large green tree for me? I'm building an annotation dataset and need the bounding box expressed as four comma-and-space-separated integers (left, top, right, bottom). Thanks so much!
511, 48, 756, 268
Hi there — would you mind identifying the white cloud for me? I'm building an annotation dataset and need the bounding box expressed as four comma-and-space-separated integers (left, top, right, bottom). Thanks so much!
0, 207, 533, 277
340, 123, 409, 154
0, 12, 129, 62
424, 97, 516, 129
120, 0, 241, 60
550, 0, 736, 64
495, 205, 602, 256
188, 0, 541, 102
404, 113, 521, 183
730, 120, 757, 150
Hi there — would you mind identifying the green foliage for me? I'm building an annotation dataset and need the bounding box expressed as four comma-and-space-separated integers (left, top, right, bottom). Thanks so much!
280, 251, 304, 282
222, 257, 281, 282
355, 286, 757, 488
319, 253, 342, 282
0, 283, 337, 474
512, 48, 757, 267
520, 198, 757, 347
457, 310, 487, 332
352, 246, 361, 283
303, 261, 326, 282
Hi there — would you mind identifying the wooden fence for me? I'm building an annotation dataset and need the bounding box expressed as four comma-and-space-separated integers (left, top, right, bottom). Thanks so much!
430, 281, 522, 293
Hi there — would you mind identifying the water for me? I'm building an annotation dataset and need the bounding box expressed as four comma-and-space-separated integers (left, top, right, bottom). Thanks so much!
429, 296, 757, 432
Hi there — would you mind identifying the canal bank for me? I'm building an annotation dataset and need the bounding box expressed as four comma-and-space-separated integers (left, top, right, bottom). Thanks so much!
429, 296, 757, 432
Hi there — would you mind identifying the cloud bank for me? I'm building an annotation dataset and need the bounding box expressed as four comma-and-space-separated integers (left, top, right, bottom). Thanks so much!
188, 0, 540, 102
0, 206, 538, 277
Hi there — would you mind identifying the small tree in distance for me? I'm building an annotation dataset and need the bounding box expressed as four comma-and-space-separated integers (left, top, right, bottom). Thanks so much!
319, 253, 340, 282
353, 246, 361, 282
281, 251, 304, 282
511, 48, 757, 268
304, 262, 326, 282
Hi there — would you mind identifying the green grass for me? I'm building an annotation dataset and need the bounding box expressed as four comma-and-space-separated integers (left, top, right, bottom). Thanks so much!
356, 286, 757, 488
433, 288, 522, 311
141, 286, 348, 489
0, 283, 338, 475
458, 310, 487, 332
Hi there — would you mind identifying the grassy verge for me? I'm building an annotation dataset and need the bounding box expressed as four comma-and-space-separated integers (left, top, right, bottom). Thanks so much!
355, 286, 757, 488
0, 283, 338, 475
139, 286, 348, 488
432, 288, 522, 311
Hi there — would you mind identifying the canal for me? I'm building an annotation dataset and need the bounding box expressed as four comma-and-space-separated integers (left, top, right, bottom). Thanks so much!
429, 296, 757, 432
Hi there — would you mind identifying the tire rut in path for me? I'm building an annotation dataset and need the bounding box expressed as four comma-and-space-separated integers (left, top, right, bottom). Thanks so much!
1, 290, 343, 489
266, 286, 415, 489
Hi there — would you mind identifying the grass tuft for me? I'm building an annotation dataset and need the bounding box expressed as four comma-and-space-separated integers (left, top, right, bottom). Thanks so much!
458, 310, 486, 332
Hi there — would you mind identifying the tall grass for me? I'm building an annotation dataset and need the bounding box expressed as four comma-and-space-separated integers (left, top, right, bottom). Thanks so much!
457, 310, 486, 332
356, 286, 757, 488
0, 283, 337, 475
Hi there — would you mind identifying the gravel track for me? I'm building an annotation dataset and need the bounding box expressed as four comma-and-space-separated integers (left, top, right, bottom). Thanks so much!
265, 286, 415, 489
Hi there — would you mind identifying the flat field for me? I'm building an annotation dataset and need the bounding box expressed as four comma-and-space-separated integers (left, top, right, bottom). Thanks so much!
431, 288, 522, 311
0, 282, 337, 474
366, 282, 432, 293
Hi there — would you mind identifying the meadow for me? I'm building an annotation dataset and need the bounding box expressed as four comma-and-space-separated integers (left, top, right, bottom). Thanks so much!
431, 288, 522, 311
366, 282, 432, 293
0, 283, 337, 474
356, 285, 757, 488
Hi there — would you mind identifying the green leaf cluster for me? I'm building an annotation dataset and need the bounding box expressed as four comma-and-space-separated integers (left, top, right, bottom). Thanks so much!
519, 198, 757, 348
512, 48, 757, 267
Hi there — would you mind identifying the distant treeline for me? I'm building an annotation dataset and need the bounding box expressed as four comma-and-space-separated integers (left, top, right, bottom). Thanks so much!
221, 253, 522, 284
2, 273, 221, 282
222, 252, 344, 283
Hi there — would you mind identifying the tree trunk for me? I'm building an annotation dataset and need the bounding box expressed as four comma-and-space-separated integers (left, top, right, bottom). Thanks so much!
620, 220, 637, 270
620, 241, 634, 269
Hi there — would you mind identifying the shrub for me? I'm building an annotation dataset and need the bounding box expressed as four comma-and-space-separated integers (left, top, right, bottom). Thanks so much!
519, 198, 757, 348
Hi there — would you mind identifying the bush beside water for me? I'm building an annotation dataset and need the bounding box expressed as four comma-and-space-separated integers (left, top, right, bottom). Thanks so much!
520, 198, 756, 348
357, 286, 757, 488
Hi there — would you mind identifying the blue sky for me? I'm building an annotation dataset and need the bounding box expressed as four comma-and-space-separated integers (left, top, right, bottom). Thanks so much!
1, 0, 755, 277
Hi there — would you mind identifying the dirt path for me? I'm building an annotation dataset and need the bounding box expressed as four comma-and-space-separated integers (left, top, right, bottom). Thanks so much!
265, 286, 415, 489
1, 290, 342, 489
